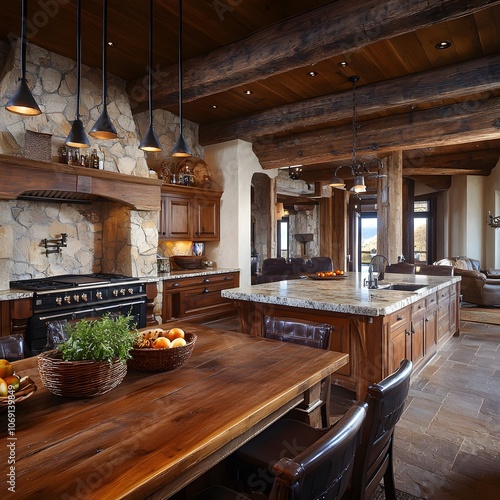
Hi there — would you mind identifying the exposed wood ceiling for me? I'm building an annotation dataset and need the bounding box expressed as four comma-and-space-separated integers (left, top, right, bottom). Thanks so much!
1, 0, 499, 192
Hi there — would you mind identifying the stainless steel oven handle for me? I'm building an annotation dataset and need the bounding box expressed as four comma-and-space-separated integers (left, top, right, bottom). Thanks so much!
93, 300, 144, 312
39, 309, 95, 321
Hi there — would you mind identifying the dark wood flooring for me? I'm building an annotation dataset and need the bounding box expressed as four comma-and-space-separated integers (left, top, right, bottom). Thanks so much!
201, 316, 500, 499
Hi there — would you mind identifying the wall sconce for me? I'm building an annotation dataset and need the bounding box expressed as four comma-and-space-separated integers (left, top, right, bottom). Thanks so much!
488, 211, 500, 228
43, 233, 67, 257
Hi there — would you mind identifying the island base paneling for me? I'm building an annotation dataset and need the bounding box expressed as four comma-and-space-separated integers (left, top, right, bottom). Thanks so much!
235, 281, 459, 400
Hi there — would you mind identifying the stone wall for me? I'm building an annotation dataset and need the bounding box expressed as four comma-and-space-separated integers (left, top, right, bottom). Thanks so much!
0, 39, 201, 290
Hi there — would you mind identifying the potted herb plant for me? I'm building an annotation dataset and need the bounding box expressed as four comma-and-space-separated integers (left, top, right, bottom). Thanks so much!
38, 313, 139, 398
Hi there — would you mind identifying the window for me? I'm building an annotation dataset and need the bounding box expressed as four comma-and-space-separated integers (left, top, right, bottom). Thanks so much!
277, 217, 289, 259
359, 212, 377, 269
413, 199, 433, 264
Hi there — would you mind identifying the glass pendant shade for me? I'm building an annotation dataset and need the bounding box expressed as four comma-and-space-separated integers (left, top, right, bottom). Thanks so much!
171, 133, 193, 157
6, 0, 41, 116
353, 175, 366, 193
66, 119, 90, 148
171, 0, 192, 158
65, 0, 90, 149
139, 0, 162, 152
89, 0, 117, 140
139, 123, 162, 152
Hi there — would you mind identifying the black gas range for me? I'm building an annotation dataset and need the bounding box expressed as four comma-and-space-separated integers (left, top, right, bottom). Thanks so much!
10, 273, 148, 356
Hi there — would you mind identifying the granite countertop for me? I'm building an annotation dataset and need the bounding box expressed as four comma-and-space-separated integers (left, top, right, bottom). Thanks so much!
157, 267, 240, 281
0, 289, 34, 301
221, 272, 461, 316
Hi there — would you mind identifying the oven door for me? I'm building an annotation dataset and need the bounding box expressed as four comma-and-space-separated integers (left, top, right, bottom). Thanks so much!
94, 299, 146, 330
31, 308, 96, 355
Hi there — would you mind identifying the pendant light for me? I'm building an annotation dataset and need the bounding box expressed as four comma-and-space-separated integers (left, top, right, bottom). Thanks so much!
6, 0, 42, 116
65, 0, 90, 149
171, 0, 192, 157
328, 76, 380, 193
89, 0, 117, 140
139, 0, 162, 152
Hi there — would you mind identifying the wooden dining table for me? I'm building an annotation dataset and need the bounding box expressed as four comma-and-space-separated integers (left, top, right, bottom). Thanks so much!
1, 322, 348, 499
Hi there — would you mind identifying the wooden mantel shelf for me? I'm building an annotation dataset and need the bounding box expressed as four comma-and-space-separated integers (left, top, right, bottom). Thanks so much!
0, 153, 163, 211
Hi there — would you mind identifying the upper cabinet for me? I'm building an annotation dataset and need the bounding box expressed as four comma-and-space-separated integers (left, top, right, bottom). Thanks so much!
159, 184, 222, 241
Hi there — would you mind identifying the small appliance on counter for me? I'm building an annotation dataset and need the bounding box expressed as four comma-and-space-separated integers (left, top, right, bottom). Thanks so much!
157, 256, 171, 273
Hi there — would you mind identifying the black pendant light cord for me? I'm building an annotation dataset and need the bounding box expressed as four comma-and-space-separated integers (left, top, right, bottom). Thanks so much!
178, 0, 184, 136
20, 0, 28, 81
148, 0, 154, 126
76, 0, 82, 120
349, 75, 359, 172
102, 0, 108, 109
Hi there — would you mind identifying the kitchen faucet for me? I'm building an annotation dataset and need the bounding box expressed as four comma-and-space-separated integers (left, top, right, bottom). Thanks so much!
364, 254, 390, 289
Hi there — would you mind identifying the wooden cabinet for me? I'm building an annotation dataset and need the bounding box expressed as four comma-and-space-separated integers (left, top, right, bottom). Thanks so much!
388, 308, 410, 374
409, 299, 425, 366
162, 271, 239, 323
159, 185, 222, 241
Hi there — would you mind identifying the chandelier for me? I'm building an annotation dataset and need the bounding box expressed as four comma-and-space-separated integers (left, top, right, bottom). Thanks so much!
329, 76, 384, 193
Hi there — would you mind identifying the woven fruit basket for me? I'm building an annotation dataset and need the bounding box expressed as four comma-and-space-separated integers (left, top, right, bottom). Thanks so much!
38, 350, 127, 398
0, 376, 37, 410
128, 332, 197, 372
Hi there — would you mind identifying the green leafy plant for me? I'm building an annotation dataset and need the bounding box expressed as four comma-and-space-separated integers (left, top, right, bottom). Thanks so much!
58, 313, 139, 364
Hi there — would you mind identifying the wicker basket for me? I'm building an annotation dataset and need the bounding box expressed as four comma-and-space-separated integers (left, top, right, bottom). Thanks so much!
128, 333, 197, 372
37, 350, 127, 398
0, 376, 37, 410
24, 130, 52, 162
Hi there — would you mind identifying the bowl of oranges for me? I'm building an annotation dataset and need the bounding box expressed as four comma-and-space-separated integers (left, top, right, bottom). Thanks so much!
308, 269, 346, 280
128, 327, 197, 372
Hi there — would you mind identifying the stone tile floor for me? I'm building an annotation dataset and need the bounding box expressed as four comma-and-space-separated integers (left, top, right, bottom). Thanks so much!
202, 316, 500, 499
393, 320, 500, 499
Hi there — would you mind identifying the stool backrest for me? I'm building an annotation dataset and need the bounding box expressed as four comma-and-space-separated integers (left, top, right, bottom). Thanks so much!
270, 403, 367, 500
264, 316, 332, 350
350, 359, 413, 499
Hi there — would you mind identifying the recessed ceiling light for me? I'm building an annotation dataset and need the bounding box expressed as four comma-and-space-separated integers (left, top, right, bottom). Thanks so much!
212, 105, 217, 109
308, 71, 318, 77
338, 61, 348, 67
435, 40, 451, 49
107, 41, 115, 47
244, 90, 252, 95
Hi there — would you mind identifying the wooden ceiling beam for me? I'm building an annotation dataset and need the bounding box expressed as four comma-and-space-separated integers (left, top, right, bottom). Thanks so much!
403, 149, 500, 173
253, 97, 500, 169
406, 176, 452, 191
200, 55, 500, 145
127, 0, 500, 113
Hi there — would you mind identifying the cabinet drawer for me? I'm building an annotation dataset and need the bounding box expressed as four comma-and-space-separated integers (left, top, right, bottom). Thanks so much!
426, 292, 437, 310
387, 309, 409, 333
437, 287, 450, 303
164, 273, 236, 291
411, 299, 425, 315
180, 284, 231, 315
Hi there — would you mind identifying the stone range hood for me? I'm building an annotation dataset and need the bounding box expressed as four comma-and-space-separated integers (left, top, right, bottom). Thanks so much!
0, 154, 162, 211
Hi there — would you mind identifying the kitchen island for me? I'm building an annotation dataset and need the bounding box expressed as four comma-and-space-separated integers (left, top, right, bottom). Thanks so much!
222, 272, 461, 399
1, 323, 347, 499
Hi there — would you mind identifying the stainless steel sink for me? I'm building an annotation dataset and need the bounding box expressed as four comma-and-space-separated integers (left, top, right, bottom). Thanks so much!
376, 283, 426, 292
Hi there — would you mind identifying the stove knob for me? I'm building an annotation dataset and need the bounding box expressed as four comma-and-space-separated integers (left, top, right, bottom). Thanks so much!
96, 291, 103, 300
55, 297, 62, 305
81, 293, 88, 302
64, 295, 71, 304
113, 290, 119, 297
73, 295, 80, 303
120, 288, 126, 296
128, 288, 134, 295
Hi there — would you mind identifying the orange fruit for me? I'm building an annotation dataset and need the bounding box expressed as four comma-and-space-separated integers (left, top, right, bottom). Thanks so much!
0, 360, 13, 379
170, 338, 187, 348
167, 327, 185, 341
153, 337, 171, 349
3, 375, 20, 391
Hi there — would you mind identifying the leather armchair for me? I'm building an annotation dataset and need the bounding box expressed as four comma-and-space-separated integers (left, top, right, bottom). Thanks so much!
433, 256, 500, 306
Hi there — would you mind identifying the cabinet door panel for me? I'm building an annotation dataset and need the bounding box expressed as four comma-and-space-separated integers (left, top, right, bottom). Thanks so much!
389, 325, 408, 375
166, 197, 191, 239
194, 198, 220, 240
328, 317, 351, 376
